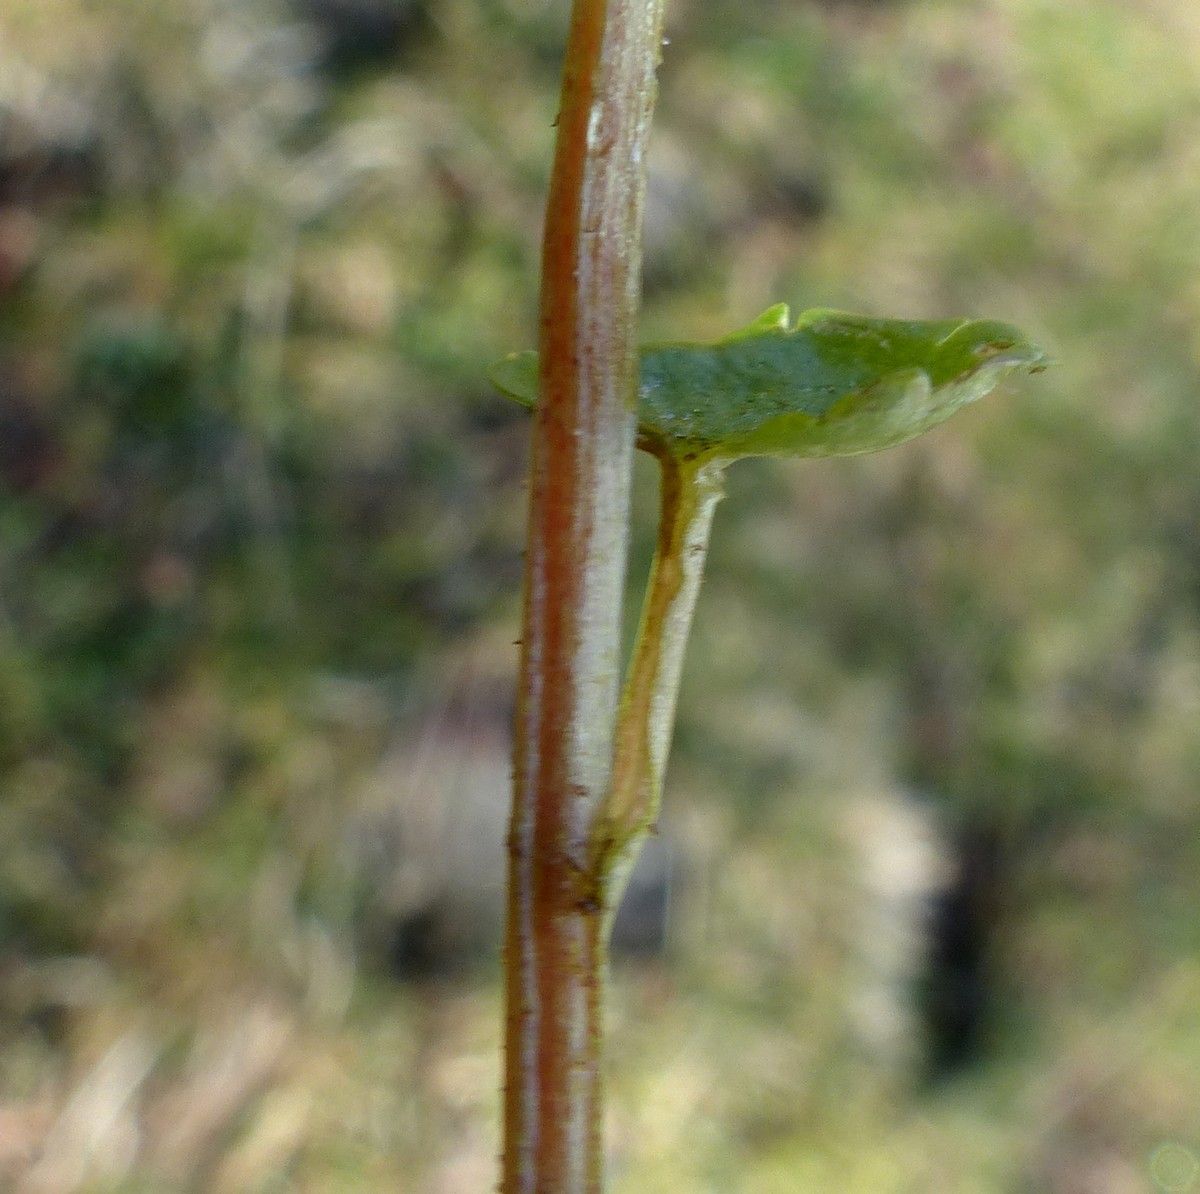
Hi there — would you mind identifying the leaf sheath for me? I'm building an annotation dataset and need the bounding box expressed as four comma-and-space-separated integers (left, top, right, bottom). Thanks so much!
590, 455, 724, 894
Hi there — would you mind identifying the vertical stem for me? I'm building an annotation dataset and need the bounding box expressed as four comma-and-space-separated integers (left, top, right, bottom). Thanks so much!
502, 0, 665, 1190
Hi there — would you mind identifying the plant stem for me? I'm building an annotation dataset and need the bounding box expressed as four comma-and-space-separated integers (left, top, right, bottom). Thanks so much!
590, 455, 724, 894
501, 0, 665, 1189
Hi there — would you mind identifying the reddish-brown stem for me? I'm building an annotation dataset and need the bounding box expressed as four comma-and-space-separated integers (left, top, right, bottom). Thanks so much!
501, 0, 664, 1189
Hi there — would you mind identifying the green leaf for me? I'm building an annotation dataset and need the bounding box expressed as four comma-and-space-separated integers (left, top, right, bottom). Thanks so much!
489, 306, 1046, 462
487, 351, 539, 413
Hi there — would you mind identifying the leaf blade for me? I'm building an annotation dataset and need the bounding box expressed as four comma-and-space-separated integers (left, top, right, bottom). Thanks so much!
489, 307, 1047, 462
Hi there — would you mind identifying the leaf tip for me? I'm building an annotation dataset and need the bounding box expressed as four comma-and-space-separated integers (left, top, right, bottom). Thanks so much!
487, 350, 539, 409
943, 319, 1049, 375
722, 303, 791, 342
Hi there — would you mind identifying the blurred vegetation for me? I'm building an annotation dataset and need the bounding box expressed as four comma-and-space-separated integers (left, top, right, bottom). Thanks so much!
2, 0, 1200, 1189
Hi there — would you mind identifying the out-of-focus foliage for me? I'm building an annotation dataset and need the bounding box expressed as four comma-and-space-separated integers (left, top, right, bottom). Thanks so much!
2, 0, 1200, 1189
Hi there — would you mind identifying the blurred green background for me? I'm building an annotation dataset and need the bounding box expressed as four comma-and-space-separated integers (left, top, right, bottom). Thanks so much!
3, 0, 1200, 1189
